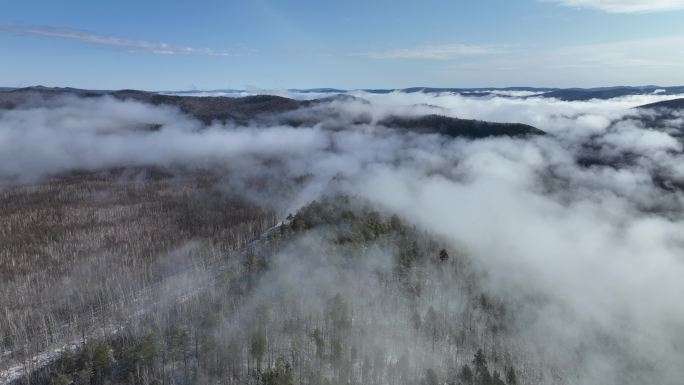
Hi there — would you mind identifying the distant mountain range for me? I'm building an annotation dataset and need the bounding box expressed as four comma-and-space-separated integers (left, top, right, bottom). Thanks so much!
538, 86, 684, 101
163, 86, 555, 95
4, 85, 684, 101
3, 85, 683, 140
0, 86, 547, 139
168, 85, 684, 101
0, 86, 306, 124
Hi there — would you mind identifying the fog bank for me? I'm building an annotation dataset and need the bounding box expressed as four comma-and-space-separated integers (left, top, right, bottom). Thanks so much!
2, 91, 684, 384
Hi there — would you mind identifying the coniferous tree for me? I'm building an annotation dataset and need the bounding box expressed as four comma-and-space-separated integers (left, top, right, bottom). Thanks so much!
262, 356, 294, 385
473, 349, 492, 385
92, 342, 111, 385
506, 366, 518, 385
458, 364, 474, 385
312, 328, 325, 363
251, 330, 267, 372
439, 249, 449, 262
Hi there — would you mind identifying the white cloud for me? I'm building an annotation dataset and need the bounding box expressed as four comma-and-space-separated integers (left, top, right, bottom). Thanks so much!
441, 35, 684, 86
348, 35, 684, 86
0, 25, 241, 56
542, 0, 684, 13
359, 43, 500, 60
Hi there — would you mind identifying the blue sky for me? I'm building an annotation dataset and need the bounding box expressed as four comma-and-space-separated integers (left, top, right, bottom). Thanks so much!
1, 0, 684, 89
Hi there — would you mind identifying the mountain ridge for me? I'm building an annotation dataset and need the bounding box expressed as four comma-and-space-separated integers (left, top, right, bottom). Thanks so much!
0, 86, 546, 138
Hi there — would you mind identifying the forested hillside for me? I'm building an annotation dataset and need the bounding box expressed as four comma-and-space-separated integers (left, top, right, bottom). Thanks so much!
13, 196, 526, 385
0, 169, 276, 384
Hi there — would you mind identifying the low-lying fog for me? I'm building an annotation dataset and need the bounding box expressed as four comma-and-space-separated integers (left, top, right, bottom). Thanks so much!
2, 90, 683, 384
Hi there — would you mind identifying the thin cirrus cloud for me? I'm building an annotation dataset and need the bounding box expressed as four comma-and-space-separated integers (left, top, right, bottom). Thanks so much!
541, 0, 684, 13
0, 25, 241, 56
439, 35, 684, 86
358, 43, 501, 60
